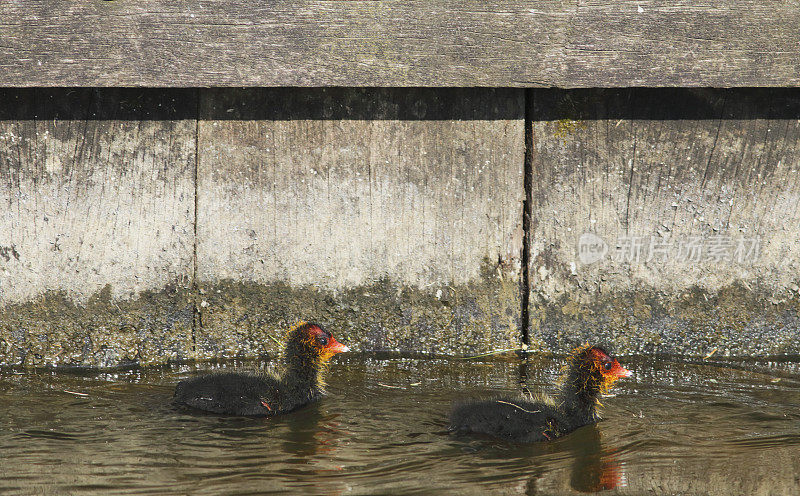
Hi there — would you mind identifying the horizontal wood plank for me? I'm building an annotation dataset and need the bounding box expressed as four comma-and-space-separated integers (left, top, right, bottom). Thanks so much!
1, 1, 798, 87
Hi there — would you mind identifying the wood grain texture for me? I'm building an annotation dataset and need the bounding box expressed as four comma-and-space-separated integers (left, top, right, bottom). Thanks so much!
528, 88, 800, 356
1, 1, 798, 88
196, 88, 525, 355
3, 87, 799, 364
0, 89, 196, 366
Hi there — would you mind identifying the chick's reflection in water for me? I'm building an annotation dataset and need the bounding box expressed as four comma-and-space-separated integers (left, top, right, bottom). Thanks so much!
568, 425, 623, 492
278, 404, 349, 496
526, 424, 623, 494
281, 403, 342, 458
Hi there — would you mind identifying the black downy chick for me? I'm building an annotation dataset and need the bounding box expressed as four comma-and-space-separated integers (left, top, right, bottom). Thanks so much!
173, 322, 348, 416
449, 345, 632, 442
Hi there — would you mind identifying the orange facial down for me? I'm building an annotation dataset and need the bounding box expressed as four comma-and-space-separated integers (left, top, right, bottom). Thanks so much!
588, 347, 632, 390
303, 323, 350, 362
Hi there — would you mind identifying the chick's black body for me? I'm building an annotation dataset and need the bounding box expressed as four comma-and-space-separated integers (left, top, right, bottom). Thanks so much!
173, 368, 320, 416
449, 345, 630, 442
173, 322, 346, 416
449, 396, 594, 443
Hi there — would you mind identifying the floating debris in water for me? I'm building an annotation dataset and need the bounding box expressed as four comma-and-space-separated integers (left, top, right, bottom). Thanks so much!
62, 390, 89, 397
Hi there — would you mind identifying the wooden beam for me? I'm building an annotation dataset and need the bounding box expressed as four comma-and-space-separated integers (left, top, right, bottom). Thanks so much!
1, 1, 798, 88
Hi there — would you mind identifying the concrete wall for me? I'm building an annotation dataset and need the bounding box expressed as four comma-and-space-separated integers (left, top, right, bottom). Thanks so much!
527, 89, 800, 356
0, 89, 197, 367
1, 88, 798, 367
194, 88, 524, 361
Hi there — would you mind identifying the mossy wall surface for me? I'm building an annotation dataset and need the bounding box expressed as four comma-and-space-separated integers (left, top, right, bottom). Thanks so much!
527, 89, 800, 356
195, 269, 520, 360
0, 269, 520, 368
1, 88, 523, 367
528, 285, 800, 357
1, 88, 799, 367
0, 285, 195, 368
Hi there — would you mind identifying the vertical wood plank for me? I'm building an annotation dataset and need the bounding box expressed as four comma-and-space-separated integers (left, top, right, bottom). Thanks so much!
0, 89, 196, 366
528, 89, 800, 356
196, 88, 524, 356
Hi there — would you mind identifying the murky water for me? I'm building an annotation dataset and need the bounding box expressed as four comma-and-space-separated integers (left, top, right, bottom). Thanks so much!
1, 353, 799, 495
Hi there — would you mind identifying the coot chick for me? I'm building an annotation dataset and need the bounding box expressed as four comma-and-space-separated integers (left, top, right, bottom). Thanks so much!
449, 344, 631, 442
174, 322, 348, 416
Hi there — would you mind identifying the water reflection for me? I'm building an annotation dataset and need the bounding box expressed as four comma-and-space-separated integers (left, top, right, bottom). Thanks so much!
281, 404, 340, 458
0, 355, 798, 495
517, 354, 623, 492
565, 425, 623, 493
518, 357, 532, 397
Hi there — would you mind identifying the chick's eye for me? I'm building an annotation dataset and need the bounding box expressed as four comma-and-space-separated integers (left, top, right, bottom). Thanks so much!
317, 336, 329, 346
603, 362, 612, 371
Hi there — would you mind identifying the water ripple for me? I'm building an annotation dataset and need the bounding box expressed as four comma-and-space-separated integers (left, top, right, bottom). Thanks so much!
1, 355, 799, 495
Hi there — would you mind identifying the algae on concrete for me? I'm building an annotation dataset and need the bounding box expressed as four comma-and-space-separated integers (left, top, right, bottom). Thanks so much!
0, 259, 521, 367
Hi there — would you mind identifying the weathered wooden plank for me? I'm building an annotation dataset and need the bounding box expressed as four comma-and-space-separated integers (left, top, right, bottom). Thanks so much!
1, 1, 798, 88
0, 89, 197, 367
196, 88, 524, 356
528, 88, 800, 356
563, 1, 800, 87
